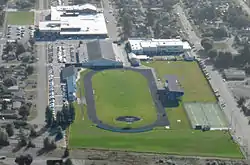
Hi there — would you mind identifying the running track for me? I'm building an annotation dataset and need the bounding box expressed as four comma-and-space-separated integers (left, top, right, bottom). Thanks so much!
83, 68, 170, 133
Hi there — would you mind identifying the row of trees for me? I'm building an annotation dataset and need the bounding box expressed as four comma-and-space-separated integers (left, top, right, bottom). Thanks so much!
45, 103, 75, 128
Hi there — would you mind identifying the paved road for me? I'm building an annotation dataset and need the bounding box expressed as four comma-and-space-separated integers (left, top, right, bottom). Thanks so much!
83, 68, 169, 133
102, 0, 118, 41
175, 4, 250, 157
174, 4, 201, 50
31, 43, 48, 125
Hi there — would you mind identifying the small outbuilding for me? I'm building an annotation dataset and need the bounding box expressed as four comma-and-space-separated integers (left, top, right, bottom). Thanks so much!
223, 69, 246, 81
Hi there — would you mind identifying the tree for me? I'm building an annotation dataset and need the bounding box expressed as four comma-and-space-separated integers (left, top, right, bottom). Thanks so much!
18, 128, 27, 147
237, 97, 246, 107
193, 6, 217, 21
16, 43, 26, 56
5, 123, 14, 137
62, 105, 70, 126
29, 126, 37, 137
2, 100, 8, 111
45, 106, 53, 126
25, 65, 34, 75
43, 137, 50, 149
22, 56, 30, 63
146, 8, 154, 26
0, 128, 9, 146
207, 49, 218, 59
64, 158, 73, 165
15, 154, 33, 165
121, 13, 132, 39
213, 27, 228, 39
64, 147, 69, 158
3, 77, 16, 87
162, 0, 177, 11
28, 38, 35, 46
27, 140, 35, 148
19, 104, 30, 119
214, 51, 233, 68
56, 126, 63, 140
56, 111, 63, 126
201, 38, 213, 51
43, 137, 56, 150
154, 22, 161, 38
68, 103, 75, 124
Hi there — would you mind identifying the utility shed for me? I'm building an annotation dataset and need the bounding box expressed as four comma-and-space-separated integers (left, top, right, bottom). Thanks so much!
223, 69, 246, 81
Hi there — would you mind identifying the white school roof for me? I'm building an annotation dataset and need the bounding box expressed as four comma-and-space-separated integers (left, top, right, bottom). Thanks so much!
129, 38, 191, 51
38, 4, 107, 35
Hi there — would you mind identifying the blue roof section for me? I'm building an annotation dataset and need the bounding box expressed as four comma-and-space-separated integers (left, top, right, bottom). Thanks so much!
164, 75, 183, 92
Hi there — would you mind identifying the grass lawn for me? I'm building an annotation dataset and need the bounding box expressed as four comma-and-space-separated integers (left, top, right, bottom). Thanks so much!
69, 103, 242, 158
7, 12, 34, 25
143, 61, 216, 102
91, 70, 157, 128
214, 42, 229, 50
68, 66, 242, 158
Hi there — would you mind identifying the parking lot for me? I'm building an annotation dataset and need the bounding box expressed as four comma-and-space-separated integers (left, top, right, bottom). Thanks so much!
47, 41, 80, 116
6, 25, 35, 42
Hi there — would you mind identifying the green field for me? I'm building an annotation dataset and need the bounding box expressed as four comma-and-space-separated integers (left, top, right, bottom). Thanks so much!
92, 70, 157, 127
7, 12, 34, 25
69, 63, 242, 158
143, 61, 216, 102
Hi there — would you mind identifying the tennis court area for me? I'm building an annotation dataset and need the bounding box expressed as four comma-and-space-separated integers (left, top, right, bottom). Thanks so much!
184, 103, 228, 130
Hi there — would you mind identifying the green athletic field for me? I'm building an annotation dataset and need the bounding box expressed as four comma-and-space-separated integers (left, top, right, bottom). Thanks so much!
69, 64, 242, 158
7, 12, 34, 25
92, 70, 157, 128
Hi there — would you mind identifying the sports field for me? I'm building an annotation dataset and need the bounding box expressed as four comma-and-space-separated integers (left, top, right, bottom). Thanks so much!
7, 12, 34, 25
69, 65, 242, 158
91, 70, 157, 127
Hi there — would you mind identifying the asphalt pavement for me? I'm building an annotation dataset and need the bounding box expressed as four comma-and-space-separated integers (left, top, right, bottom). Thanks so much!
175, 3, 250, 157
102, 0, 118, 41
31, 43, 47, 125
174, 4, 201, 51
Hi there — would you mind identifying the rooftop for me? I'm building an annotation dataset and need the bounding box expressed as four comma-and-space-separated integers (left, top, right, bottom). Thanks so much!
38, 4, 107, 35
62, 66, 76, 80
128, 38, 191, 51
86, 40, 116, 61
165, 75, 183, 92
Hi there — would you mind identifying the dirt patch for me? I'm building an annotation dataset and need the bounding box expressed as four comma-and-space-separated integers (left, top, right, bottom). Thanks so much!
45, 148, 248, 165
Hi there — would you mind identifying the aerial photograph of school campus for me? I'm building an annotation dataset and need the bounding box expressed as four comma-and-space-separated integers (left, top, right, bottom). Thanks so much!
1, 0, 250, 164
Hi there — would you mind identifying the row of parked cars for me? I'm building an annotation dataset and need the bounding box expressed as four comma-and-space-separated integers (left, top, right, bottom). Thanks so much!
48, 65, 56, 120
57, 46, 67, 63
198, 58, 226, 108
48, 44, 53, 63
7, 25, 34, 40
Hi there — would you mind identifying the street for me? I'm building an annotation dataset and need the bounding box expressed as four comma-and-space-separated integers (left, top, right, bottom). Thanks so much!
31, 43, 47, 125
30, 0, 49, 126
176, 3, 250, 157
102, 0, 118, 41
